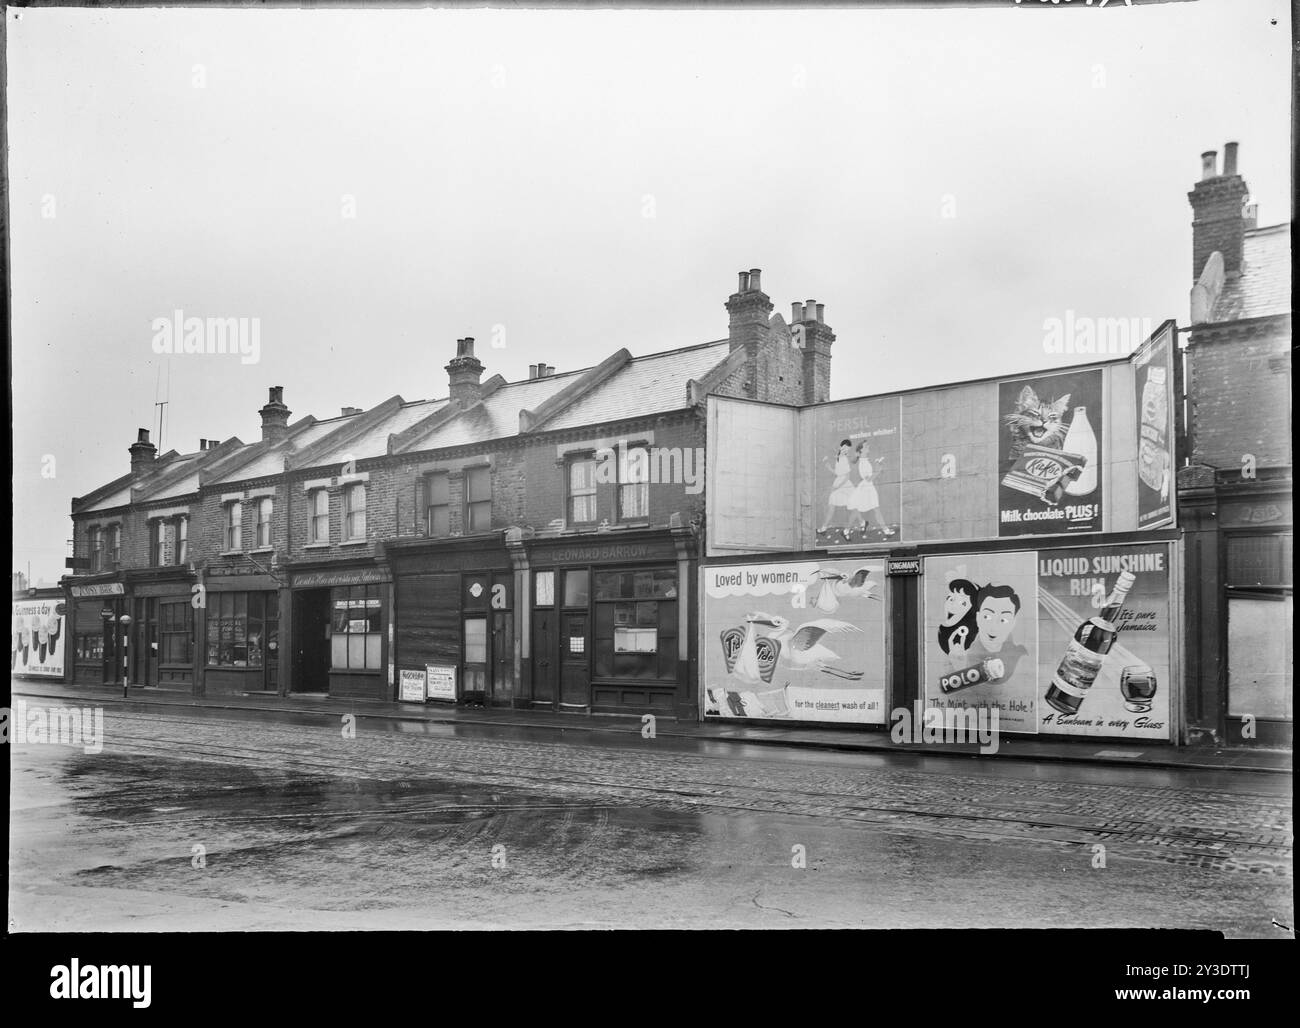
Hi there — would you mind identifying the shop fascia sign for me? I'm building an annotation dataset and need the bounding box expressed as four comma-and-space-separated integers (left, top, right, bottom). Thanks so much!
292, 567, 392, 589
71, 582, 125, 597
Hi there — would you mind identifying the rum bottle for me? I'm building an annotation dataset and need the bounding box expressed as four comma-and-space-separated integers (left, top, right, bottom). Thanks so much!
1045, 571, 1136, 715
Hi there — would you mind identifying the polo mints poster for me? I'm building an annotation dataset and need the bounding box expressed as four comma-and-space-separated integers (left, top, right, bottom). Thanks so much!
998, 368, 1104, 537
702, 558, 887, 723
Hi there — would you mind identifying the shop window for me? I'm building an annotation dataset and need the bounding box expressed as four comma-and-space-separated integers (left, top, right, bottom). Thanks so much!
425, 472, 450, 537
618, 445, 649, 521
344, 484, 366, 541
225, 501, 243, 552
567, 456, 597, 525
535, 570, 555, 606
330, 584, 382, 670
465, 466, 491, 533
592, 569, 678, 680
255, 497, 273, 549
562, 569, 589, 607
160, 601, 194, 666
309, 489, 330, 543
76, 633, 104, 662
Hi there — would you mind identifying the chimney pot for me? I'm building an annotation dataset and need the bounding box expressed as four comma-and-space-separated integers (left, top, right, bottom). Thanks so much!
199, 438, 207, 450
529, 364, 539, 380
791, 302, 804, 323
1223, 141, 1239, 177
748, 269, 762, 293
137, 428, 150, 443
738, 271, 750, 293
816, 303, 825, 324
1200, 150, 1218, 180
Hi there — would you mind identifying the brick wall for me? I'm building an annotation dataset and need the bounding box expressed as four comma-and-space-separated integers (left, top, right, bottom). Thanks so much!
1189, 322, 1292, 470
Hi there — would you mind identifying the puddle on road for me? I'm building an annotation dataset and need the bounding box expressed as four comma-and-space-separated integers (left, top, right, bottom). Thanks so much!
57, 751, 713, 909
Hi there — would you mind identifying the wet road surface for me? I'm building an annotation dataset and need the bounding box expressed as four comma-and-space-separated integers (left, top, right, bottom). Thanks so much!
8, 697, 1293, 932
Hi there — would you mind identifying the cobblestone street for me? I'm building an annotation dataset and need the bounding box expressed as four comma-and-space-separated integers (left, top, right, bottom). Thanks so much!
9, 701, 1292, 933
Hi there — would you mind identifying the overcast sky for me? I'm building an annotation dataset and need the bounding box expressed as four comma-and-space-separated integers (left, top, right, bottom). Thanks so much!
8, 0, 1292, 584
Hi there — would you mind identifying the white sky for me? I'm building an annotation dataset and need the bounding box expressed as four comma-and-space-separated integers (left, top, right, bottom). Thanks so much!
8, 0, 1292, 583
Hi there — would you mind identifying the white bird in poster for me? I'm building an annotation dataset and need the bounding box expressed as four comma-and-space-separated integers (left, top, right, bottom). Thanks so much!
834, 566, 880, 601
750, 614, 864, 680
732, 612, 772, 683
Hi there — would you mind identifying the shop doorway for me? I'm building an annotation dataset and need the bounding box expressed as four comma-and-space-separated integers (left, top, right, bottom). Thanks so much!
531, 608, 557, 707
133, 597, 159, 687
292, 589, 331, 692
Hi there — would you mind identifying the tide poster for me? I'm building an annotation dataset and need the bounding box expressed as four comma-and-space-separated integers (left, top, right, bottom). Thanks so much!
998, 368, 1103, 537
811, 396, 902, 548
1133, 326, 1175, 530
923, 551, 1039, 733
702, 558, 887, 723
1037, 543, 1172, 739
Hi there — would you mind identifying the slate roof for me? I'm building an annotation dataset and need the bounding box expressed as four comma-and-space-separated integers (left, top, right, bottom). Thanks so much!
76, 336, 734, 505
1211, 224, 1291, 322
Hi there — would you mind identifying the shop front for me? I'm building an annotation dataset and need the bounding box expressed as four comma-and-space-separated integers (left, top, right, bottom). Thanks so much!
126, 570, 198, 691
67, 579, 129, 687
285, 563, 391, 700
388, 537, 514, 707
523, 528, 696, 717
200, 567, 284, 697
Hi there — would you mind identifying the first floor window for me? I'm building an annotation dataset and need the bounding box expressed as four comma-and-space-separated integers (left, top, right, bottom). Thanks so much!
225, 501, 242, 551
89, 527, 104, 572
255, 497, 273, 548
330, 585, 382, 670
618, 446, 649, 521
426, 472, 450, 537
107, 525, 122, 568
567, 456, 597, 525
465, 466, 491, 533
344, 484, 366, 540
310, 489, 329, 543
176, 516, 188, 564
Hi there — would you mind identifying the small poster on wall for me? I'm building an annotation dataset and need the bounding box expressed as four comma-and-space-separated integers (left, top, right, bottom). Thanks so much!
1133, 326, 1175, 530
399, 668, 426, 703
426, 664, 456, 702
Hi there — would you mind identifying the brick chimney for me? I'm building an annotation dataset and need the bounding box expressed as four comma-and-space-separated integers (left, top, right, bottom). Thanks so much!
259, 386, 291, 445
446, 337, 485, 405
725, 269, 773, 399
1188, 142, 1250, 281
793, 299, 835, 405
129, 428, 157, 474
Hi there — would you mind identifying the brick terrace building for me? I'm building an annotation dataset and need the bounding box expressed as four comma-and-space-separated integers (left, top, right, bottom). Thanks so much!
61, 269, 835, 718
1179, 143, 1292, 749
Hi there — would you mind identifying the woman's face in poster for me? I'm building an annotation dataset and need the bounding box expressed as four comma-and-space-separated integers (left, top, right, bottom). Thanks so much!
943, 589, 972, 625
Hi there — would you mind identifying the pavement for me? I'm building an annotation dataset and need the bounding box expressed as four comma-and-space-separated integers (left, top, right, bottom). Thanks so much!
11, 676, 1291, 775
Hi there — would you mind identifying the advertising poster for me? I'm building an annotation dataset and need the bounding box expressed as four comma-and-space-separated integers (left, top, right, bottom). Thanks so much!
1037, 543, 1172, 739
426, 664, 456, 701
703, 558, 887, 723
998, 368, 1103, 537
399, 668, 426, 702
1133, 327, 1175, 530
923, 552, 1039, 733
12, 600, 66, 677
812, 396, 902, 547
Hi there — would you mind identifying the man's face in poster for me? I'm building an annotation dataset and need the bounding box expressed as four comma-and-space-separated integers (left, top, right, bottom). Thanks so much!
975, 587, 1020, 652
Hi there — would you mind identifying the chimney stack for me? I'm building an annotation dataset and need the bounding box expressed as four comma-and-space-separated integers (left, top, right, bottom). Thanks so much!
129, 428, 157, 474
446, 337, 485, 406
801, 301, 835, 404
1188, 141, 1250, 280
341, 406, 362, 417
259, 386, 292, 445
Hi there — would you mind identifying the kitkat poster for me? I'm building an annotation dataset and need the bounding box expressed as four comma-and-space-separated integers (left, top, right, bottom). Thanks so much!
998, 369, 1103, 537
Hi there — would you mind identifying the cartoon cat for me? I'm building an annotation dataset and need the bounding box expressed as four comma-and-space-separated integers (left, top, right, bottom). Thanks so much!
1004, 385, 1070, 458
